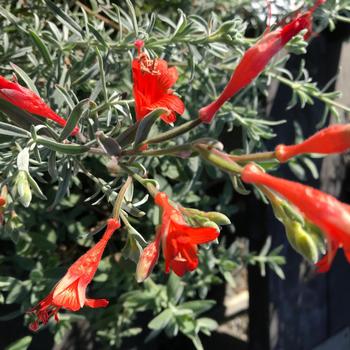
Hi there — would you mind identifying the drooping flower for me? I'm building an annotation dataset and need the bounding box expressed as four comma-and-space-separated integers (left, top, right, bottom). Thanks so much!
154, 192, 219, 277
199, 0, 325, 123
0, 75, 79, 135
132, 41, 185, 124
28, 218, 120, 331
241, 163, 350, 271
275, 124, 350, 162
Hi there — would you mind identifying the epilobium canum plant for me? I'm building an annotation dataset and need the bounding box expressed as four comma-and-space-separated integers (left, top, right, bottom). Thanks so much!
0, 0, 349, 348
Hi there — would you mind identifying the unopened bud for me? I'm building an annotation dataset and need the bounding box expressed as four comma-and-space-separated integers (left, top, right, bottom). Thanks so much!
285, 221, 319, 263
201, 220, 220, 232
182, 207, 230, 225
136, 240, 160, 283
305, 222, 327, 255
205, 212, 231, 225
15, 171, 32, 208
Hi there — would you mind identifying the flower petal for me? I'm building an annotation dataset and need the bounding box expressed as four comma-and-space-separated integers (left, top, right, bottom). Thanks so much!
52, 279, 81, 311
52, 272, 78, 299
172, 222, 219, 245
85, 298, 109, 308
170, 259, 190, 277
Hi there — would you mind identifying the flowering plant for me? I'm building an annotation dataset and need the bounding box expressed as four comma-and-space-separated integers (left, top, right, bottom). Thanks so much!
0, 0, 349, 349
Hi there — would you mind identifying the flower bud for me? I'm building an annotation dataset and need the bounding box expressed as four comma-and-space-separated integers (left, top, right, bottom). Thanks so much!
285, 221, 319, 263
205, 212, 231, 225
201, 220, 220, 232
136, 240, 160, 283
15, 170, 32, 208
182, 207, 231, 225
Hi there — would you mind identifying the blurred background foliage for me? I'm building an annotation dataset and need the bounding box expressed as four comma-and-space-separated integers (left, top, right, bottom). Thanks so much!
0, 0, 349, 349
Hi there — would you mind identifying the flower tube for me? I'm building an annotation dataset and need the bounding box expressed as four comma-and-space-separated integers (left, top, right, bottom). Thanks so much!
275, 124, 350, 162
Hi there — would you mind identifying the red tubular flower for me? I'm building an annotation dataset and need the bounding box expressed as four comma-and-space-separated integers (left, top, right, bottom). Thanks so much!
0, 76, 79, 135
132, 42, 185, 124
241, 163, 350, 271
0, 196, 5, 207
199, 0, 325, 124
154, 192, 219, 277
28, 218, 120, 331
275, 124, 350, 162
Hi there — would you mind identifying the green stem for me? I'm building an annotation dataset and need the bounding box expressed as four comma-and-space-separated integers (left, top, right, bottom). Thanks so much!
142, 118, 202, 146
122, 143, 192, 157
229, 151, 276, 163
194, 144, 243, 174
334, 15, 350, 24
112, 176, 132, 219
271, 73, 350, 113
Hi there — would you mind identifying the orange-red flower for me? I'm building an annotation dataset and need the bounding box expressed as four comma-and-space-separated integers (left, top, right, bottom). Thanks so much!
199, 0, 325, 123
241, 163, 350, 272
154, 192, 219, 277
132, 42, 185, 124
28, 219, 120, 331
0, 75, 79, 135
275, 124, 350, 162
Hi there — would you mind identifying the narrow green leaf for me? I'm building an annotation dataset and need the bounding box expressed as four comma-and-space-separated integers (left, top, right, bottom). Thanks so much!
10, 63, 39, 94
178, 300, 215, 316
45, 0, 83, 37
96, 131, 121, 156
49, 162, 71, 209
148, 309, 173, 330
125, 0, 138, 35
0, 121, 30, 138
134, 108, 166, 146
29, 30, 53, 67
27, 173, 47, 200
5, 336, 32, 350
59, 99, 90, 141
116, 121, 140, 147
95, 48, 108, 101
36, 136, 89, 155
88, 24, 108, 48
